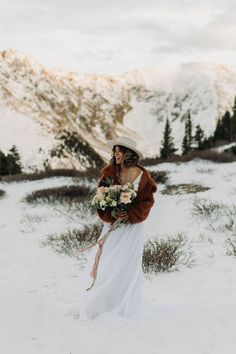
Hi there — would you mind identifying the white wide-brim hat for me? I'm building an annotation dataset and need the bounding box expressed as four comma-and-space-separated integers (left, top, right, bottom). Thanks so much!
107, 135, 143, 159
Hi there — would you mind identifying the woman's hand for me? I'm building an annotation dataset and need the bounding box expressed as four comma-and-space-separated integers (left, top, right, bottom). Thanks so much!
113, 211, 129, 221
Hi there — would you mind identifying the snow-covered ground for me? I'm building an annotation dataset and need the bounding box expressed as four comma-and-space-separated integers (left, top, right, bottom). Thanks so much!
0, 159, 236, 354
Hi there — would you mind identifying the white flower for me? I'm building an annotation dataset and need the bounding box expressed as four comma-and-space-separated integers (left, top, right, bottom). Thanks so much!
99, 200, 107, 210
120, 192, 132, 204
111, 200, 117, 207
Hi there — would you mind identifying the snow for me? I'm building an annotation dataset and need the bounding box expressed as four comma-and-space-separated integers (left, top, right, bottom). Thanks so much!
214, 141, 236, 153
0, 106, 55, 171
0, 159, 235, 353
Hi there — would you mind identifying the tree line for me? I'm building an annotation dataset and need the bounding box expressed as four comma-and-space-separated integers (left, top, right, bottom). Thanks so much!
160, 97, 236, 159
1, 97, 236, 175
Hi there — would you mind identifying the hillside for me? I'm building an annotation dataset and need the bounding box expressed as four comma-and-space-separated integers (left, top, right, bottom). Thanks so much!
1, 50, 236, 171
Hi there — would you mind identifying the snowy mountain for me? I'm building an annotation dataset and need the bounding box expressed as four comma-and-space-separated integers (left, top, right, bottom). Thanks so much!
123, 63, 236, 155
0, 50, 132, 171
1, 49, 236, 171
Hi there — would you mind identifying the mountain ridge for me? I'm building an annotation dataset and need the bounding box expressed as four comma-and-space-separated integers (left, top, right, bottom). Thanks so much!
1, 49, 236, 171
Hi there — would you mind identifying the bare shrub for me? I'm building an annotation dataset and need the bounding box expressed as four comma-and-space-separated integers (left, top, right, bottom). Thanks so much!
41, 223, 103, 259
161, 183, 210, 195
148, 170, 169, 184
192, 197, 236, 233
142, 233, 194, 273
222, 207, 236, 232
225, 238, 236, 256
192, 198, 222, 220
22, 185, 95, 205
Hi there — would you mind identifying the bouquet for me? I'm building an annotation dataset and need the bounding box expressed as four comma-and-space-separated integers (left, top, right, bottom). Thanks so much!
91, 177, 137, 222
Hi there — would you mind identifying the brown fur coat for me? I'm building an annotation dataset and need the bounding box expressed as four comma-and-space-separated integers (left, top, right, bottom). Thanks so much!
96, 163, 157, 224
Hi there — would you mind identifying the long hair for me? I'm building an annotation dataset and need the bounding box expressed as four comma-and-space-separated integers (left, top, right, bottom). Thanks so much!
110, 144, 140, 167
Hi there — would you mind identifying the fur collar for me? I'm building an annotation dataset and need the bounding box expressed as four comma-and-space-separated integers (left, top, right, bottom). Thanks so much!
100, 163, 157, 194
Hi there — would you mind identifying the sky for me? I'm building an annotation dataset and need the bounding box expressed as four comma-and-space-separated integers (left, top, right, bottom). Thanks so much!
0, 0, 236, 75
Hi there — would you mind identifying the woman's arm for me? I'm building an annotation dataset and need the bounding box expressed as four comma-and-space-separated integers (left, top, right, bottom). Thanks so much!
126, 196, 154, 224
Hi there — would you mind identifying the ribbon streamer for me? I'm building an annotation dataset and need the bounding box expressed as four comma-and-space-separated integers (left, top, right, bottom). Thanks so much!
77, 219, 122, 291
86, 219, 122, 291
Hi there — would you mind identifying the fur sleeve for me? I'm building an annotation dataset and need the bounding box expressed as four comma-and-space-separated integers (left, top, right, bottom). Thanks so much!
126, 179, 157, 224
96, 165, 116, 224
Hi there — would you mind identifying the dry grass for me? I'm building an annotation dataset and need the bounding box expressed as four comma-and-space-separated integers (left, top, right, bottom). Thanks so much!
0, 168, 99, 183
148, 170, 169, 184
22, 185, 95, 205
161, 183, 210, 195
141, 149, 236, 165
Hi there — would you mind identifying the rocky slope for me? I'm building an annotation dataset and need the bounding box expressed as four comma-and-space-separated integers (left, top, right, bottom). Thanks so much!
1, 49, 236, 171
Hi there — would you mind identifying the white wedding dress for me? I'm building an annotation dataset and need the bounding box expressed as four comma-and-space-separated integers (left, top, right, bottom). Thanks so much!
76, 171, 157, 324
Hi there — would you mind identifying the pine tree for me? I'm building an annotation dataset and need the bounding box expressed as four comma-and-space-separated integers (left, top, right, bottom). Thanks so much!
0, 150, 8, 175
182, 111, 193, 154
6, 145, 22, 175
231, 97, 236, 140
202, 135, 214, 149
182, 135, 189, 155
186, 111, 193, 147
213, 111, 231, 142
194, 124, 205, 150
221, 111, 231, 140
160, 118, 177, 158
213, 118, 222, 142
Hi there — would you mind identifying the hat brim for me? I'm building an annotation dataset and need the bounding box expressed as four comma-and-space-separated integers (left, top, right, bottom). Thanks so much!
107, 139, 143, 159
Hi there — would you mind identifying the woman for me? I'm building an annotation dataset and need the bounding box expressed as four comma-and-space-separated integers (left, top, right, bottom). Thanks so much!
77, 136, 157, 322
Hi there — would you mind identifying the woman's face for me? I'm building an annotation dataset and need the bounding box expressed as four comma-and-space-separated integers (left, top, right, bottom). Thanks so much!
113, 146, 126, 164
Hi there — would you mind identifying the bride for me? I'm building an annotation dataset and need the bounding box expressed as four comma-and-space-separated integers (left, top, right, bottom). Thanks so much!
77, 136, 157, 322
